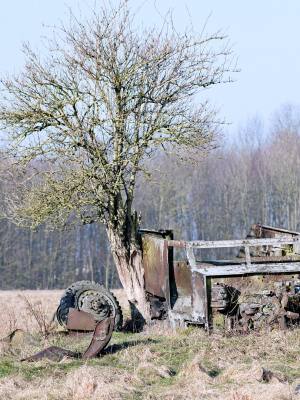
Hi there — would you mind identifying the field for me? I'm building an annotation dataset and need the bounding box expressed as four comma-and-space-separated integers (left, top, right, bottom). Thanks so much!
0, 291, 300, 399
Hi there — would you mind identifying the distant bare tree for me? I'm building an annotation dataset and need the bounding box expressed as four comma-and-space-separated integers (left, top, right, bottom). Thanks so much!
0, 2, 233, 319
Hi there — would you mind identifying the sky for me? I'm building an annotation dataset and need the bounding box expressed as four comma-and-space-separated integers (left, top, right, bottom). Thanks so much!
0, 0, 300, 138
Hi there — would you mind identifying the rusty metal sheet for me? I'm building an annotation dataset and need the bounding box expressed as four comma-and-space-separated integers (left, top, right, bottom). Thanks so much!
142, 234, 170, 300
82, 316, 114, 359
171, 261, 193, 314
250, 224, 300, 238
173, 261, 192, 297
22, 316, 115, 362
67, 308, 96, 331
252, 224, 300, 256
21, 346, 79, 362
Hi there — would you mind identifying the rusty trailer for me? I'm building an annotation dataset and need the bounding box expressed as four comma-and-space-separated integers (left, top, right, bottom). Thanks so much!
141, 225, 300, 331
22, 224, 300, 362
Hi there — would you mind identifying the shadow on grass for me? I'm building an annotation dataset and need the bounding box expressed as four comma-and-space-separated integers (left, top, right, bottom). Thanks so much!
207, 368, 222, 378
121, 302, 146, 333
103, 338, 160, 355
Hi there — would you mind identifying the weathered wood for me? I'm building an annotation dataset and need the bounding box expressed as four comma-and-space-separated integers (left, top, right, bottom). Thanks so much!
191, 271, 207, 323
167, 228, 300, 330
186, 247, 196, 268
168, 237, 300, 249
206, 255, 300, 264
193, 262, 300, 277
244, 246, 251, 267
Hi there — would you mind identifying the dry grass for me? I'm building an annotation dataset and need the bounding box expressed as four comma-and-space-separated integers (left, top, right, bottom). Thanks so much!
0, 290, 300, 399
0, 365, 138, 400
0, 289, 127, 337
0, 290, 62, 336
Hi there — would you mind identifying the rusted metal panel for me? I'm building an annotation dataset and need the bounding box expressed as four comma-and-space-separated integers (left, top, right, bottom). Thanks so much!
171, 261, 192, 314
167, 240, 186, 248
23, 316, 115, 362
249, 224, 300, 255
173, 261, 192, 297
21, 346, 79, 362
82, 316, 115, 359
250, 224, 300, 238
66, 308, 96, 331
142, 234, 169, 301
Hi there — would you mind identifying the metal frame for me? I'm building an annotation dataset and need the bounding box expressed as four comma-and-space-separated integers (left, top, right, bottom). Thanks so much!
168, 236, 300, 329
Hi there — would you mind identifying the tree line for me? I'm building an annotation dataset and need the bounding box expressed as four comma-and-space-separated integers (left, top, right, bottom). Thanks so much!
0, 107, 299, 289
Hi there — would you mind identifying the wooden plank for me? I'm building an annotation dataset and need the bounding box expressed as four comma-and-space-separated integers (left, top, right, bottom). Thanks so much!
191, 271, 207, 323
204, 255, 300, 265
193, 262, 300, 277
186, 247, 196, 269
244, 246, 251, 267
168, 237, 300, 249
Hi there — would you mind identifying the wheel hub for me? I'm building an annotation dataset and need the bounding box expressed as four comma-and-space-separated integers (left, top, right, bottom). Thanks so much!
76, 290, 116, 321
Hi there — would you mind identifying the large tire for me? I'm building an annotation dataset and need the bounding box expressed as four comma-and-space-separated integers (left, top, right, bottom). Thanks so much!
56, 281, 123, 331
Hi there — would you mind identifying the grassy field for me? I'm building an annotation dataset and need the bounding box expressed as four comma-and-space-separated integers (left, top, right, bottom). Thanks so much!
0, 290, 300, 399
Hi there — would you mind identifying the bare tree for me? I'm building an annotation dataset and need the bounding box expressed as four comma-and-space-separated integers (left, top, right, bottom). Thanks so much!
0, 2, 232, 319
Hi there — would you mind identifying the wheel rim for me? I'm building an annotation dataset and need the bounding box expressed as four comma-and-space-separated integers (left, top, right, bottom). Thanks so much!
76, 289, 117, 322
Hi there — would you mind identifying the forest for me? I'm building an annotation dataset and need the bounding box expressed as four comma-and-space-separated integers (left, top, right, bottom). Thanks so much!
0, 106, 299, 289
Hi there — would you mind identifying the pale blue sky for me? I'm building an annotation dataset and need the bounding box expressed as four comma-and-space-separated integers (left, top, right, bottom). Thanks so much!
1, 0, 300, 137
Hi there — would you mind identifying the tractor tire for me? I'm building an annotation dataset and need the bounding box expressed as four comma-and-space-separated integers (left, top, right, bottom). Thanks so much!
56, 280, 123, 331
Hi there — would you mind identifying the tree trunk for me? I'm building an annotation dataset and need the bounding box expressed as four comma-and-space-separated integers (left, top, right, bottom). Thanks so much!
106, 227, 151, 322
